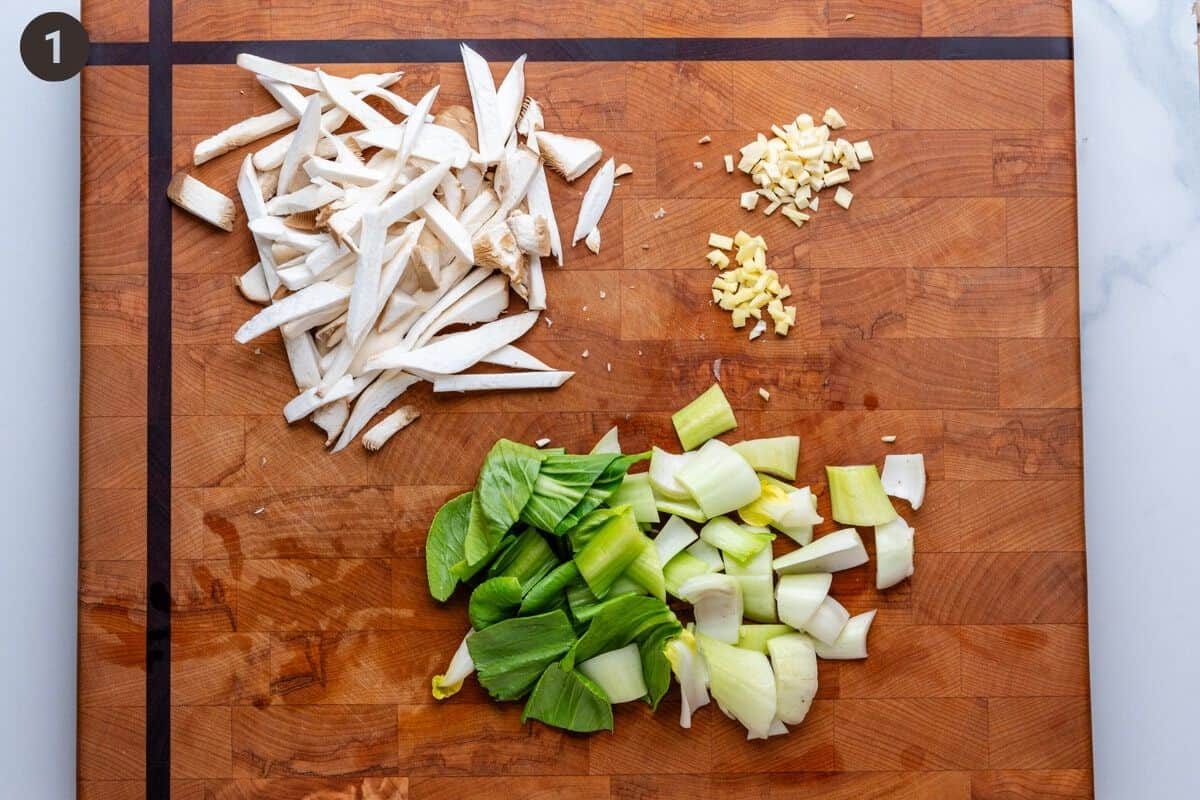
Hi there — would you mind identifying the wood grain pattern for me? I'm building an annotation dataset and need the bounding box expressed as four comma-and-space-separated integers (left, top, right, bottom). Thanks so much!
79, 3, 1088, 795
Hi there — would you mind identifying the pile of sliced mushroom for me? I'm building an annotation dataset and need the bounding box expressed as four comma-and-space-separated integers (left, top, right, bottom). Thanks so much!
178, 46, 618, 452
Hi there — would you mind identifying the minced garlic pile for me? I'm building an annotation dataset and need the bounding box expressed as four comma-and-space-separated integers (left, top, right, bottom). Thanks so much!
707, 231, 796, 337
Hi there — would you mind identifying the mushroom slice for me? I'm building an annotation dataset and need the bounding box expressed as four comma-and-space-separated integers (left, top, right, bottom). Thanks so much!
276, 94, 323, 196
236, 263, 271, 305
418, 197, 474, 264
367, 311, 540, 374
480, 344, 554, 372
433, 105, 478, 152
432, 371, 574, 393
363, 406, 421, 451
506, 213, 551, 256
423, 274, 510, 339
525, 166, 562, 266
283, 374, 356, 423
167, 172, 235, 232
332, 369, 422, 453
535, 131, 602, 182
235, 281, 350, 343
572, 157, 615, 244
495, 55, 527, 140
266, 181, 342, 216
526, 254, 546, 311
473, 223, 528, 298
315, 69, 394, 131
460, 43, 504, 164
517, 97, 545, 151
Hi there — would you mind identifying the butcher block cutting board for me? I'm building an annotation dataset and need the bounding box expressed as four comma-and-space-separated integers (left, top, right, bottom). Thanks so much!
78, 2, 1089, 798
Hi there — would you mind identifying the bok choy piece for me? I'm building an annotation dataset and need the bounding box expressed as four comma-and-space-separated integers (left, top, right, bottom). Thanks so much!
589, 425, 621, 454
666, 630, 710, 727
466, 610, 577, 701
731, 436, 800, 480
522, 659, 614, 733
672, 382, 737, 450
571, 594, 682, 708
578, 643, 648, 703
737, 624, 793, 653
664, 551, 714, 599
875, 515, 915, 590
431, 630, 475, 700
880, 453, 926, 510
573, 506, 645, 598
425, 491, 474, 602
679, 573, 743, 643
653, 515, 698, 565
677, 440, 762, 518
468, 576, 524, 630
519, 561, 580, 615
464, 440, 547, 566
767, 633, 818, 725
803, 595, 850, 645
826, 464, 897, 526
607, 472, 661, 524
700, 516, 774, 565
813, 609, 876, 659
775, 573, 832, 630
772, 528, 869, 574
723, 544, 776, 623
696, 631, 777, 739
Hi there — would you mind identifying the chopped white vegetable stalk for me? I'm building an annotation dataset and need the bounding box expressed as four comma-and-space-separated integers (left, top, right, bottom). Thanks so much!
573, 158, 616, 245
696, 632, 777, 739
772, 528, 869, 574
875, 515, 915, 590
649, 447, 696, 501
167, 173, 236, 231
363, 405, 420, 452
775, 573, 832, 630
432, 630, 475, 700
666, 631, 710, 728
679, 573, 743, 643
767, 633, 818, 725
479, 345, 554, 372
578, 643, 647, 704
589, 426, 622, 455
676, 439, 762, 518
813, 609, 875, 660
431, 370, 575, 393
880, 453, 926, 510
802, 595, 850, 645
653, 515, 699, 565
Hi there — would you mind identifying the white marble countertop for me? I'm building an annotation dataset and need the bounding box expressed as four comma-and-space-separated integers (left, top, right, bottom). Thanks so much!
0, 2, 1197, 796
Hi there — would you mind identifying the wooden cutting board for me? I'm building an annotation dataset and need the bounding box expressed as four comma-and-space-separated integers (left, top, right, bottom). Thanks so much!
79, 2, 1089, 798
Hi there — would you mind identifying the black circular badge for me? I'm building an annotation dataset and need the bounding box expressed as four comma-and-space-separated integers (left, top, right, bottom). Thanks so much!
20, 12, 89, 81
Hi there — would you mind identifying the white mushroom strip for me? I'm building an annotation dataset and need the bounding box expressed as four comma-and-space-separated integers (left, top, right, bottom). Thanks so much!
572, 157, 615, 245
362, 406, 420, 452
535, 131, 602, 181
431, 370, 574, 393
167, 173, 236, 231
367, 310, 541, 374
478, 345, 554, 372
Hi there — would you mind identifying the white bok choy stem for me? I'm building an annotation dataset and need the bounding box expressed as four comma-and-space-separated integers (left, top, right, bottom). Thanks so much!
813, 609, 876, 660
775, 573, 832, 631
665, 631, 709, 728
431, 630, 475, 700
679, 573, 743, 644
875, 515, 915, 590
696, 631, 776, 740
880, 453, 926, 510
578, 643, 647, 704
772, 528, 869, 575
767, 633, 818, 725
